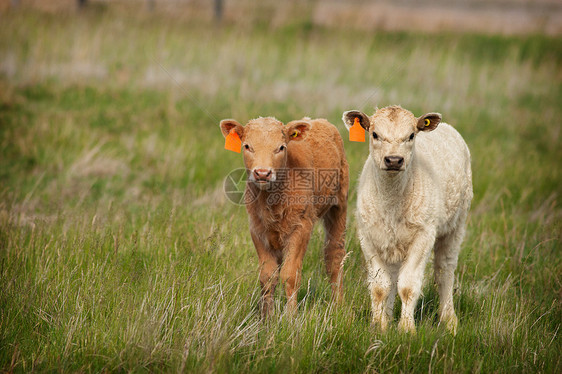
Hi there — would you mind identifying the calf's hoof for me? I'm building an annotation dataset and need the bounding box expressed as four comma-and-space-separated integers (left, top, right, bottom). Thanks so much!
260, 299, 274, 319
283, 298, 298, 318
398, 318, 416, 334
372, 313, 390, 332
441, 313, 458, 336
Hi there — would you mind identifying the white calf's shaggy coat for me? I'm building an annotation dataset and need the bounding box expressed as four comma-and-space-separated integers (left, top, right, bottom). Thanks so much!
343, 106, 472, 334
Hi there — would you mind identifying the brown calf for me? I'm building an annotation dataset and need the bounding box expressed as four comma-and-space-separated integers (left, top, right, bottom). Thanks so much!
220, 117, 349, 317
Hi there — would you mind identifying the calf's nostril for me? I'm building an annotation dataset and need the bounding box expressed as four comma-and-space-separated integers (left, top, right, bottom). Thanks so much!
253, 168, 272, 180
384, 156, 404, 169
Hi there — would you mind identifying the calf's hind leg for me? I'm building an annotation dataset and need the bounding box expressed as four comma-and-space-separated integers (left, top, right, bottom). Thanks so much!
322, 205, 347, 302
433, 225, 465, 335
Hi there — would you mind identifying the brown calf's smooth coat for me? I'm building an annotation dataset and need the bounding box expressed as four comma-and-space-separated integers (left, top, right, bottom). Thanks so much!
220, 117, 349, 317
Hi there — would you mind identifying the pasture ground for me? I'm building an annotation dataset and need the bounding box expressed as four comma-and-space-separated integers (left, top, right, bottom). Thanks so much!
0, 8, 561, 373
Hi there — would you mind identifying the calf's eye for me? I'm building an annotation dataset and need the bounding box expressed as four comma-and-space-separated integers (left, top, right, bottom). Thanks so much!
244, 144, 250, 150
372, 132, 379, 140
279, 145, 285, 152
409, 133, 415, 141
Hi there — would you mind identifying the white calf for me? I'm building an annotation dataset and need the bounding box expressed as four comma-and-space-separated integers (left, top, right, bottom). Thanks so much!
343, 106, 472, 334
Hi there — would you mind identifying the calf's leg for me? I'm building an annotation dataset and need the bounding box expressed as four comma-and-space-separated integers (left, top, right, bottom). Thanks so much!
366, 256, 394, 331
251, 231, 280, 318
322, 205, 347, 302
280, 222, 313, 314
397, 232, 435, 333
433, 225, 465, 335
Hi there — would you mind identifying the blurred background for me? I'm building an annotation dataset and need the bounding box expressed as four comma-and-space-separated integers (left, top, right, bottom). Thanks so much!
2, 0, 562, 35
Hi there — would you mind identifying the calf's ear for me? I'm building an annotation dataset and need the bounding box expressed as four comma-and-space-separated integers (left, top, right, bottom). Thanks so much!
342, 110, 370, 131
417, 113, 441, 132
220, 119, 245, 139
286, 120, 310, 141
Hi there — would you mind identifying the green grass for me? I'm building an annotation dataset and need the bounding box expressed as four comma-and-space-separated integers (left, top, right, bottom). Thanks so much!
1, 9, 561, 373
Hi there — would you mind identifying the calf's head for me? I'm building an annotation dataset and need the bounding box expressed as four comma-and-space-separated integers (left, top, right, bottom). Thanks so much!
343, 106, 441, 173
220, 117, 309, 189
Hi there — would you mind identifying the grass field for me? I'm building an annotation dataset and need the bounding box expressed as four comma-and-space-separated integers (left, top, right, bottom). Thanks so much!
1, 8, 561, 373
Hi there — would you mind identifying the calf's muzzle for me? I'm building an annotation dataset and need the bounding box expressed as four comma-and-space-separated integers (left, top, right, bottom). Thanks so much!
384, 156, 404, 170
253, 168, 273, 182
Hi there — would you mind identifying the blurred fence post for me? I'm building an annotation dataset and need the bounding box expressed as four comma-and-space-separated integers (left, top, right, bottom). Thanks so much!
215, 0, 223, 22
11, 0, 20, 7
77, 0, 87, 9
147, 0, 155, 12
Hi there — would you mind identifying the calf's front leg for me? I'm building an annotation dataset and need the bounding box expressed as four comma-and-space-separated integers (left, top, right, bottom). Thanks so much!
251, 231, 280, 318
280, 221, 313, 314
397, 231, 435, 333
366, 256, 395, 331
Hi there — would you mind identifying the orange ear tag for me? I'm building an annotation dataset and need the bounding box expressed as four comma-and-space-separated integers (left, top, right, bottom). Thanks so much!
349, 117, 365, 142
225, 129, 242, 153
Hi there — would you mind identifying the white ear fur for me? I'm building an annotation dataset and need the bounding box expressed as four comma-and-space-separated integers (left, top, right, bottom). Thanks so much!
342, 110, 370, 131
